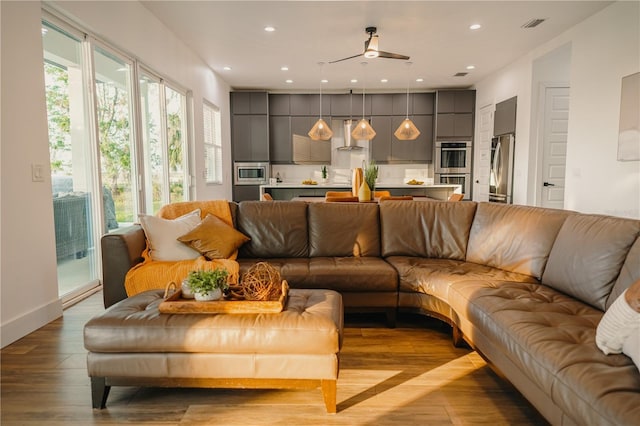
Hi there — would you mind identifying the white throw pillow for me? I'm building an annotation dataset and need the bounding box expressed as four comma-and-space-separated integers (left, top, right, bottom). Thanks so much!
596, 288, 640, 371
139, 209, 202, 261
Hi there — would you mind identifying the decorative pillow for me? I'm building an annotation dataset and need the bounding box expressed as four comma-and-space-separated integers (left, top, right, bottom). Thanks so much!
596, 280, 640, 371
178, 214, 250, 260
139, 209, 201, 261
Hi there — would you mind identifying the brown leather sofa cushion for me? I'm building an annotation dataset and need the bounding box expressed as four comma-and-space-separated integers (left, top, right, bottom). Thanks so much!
380, 200, 477, 260
238, 258, 397, 292
387, 256, 538, 301
608, 237, 640, 309
237, 201, 309, 258
308, 203, 380, 257
466, 203, 570, 279
542, 214, 640, 311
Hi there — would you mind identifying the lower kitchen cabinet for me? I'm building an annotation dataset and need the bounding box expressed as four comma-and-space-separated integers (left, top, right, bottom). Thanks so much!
233, 185, 260, 202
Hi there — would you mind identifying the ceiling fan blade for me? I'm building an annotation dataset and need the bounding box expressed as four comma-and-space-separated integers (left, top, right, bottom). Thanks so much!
329, 53, 364, 64
377, 51, 410, 60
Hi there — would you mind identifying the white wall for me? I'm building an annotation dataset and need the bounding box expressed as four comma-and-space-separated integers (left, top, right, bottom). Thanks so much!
0, 0, 232, 347
474, 1, 640, 218
1, 1, 63, 347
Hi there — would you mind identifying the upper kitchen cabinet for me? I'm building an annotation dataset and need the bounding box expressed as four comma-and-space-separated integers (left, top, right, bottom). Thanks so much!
436, 113, 473, 138
308, 94, 331, 117
392, 93, 413, 116
371, 94, 394, 115
413, 93, 435, 115
331, 93, 370, 117
231, 92, 268, 115
232, 114, 269, 162
269, 116, 291, 163
436, 90, 475, 113
289, 94, 311, 116
269, 94, 290, 116
494, 96, 517, 136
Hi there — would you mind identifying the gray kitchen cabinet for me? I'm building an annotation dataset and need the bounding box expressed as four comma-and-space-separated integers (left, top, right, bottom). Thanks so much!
437, 90, 475, 113
371, 94, 393, 115
392, 93, 413, 116
231, 92, 268, 115
289, 94, 311, 116
413, 93, 435, 115
269, 94, 290, 116
269, 116, 291, 163
308, 94, 331, 117
232, 114, 268, 162
494, 96, 517, 136
370, 115, 393, 162
233, 185, 260, 202
390, 115, 433, 162
436, 113, 473, 139
331, 93, 370, 117
330, 94, 350, 116
291, 116, 314, 138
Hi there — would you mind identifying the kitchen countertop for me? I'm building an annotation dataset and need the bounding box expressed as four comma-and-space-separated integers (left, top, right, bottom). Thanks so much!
261, 182, 460, 189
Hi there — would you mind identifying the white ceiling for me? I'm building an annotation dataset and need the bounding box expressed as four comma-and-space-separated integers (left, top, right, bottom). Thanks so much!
141, 1, 611, 92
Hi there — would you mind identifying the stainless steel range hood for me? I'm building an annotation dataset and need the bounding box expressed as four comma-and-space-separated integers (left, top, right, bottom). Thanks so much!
336, 119, 364, 151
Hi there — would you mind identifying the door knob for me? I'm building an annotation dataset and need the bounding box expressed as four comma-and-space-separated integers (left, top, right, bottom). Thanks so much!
543, 182, 555, 187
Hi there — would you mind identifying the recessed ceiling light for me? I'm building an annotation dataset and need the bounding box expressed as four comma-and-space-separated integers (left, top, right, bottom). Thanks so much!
264, 26, 275, 32
321, 79, 328, 83
281, 66, 289, 71
381, 79, 388, 83
350, 79, 358, 83
469, 24, 481, 30
466, 65, 475, 70
285, 79, 293, 84
416, 78, 424, 82
223, 66, 232, 71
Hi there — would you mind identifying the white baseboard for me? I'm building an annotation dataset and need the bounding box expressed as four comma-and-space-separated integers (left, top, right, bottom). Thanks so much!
1, 298, 63, 348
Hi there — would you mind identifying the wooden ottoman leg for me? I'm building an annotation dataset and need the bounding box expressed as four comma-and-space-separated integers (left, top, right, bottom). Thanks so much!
91, 377, 111, 409
321, 379, 337, 414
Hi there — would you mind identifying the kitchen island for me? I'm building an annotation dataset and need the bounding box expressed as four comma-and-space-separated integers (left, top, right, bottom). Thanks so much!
260, 182, 462, 201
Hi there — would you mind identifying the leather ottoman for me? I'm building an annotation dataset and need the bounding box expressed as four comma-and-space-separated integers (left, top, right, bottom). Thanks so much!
84, 288, 344, 413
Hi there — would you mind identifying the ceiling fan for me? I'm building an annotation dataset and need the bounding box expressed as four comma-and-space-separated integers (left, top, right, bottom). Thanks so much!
329, 26, 410, 64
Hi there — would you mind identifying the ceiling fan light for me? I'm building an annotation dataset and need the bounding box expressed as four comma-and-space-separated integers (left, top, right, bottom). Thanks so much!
351, 118, 376, 141
308, 118, 333, 141
364, 49, 379, 59
394, 118, 420, 140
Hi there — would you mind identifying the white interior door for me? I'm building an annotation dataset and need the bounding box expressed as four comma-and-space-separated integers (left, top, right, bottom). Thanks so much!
473, 104, 494, 201
541, 87, 570, 209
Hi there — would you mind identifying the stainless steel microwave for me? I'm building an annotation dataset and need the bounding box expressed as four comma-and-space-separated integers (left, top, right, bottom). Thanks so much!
234, 162, 269, 185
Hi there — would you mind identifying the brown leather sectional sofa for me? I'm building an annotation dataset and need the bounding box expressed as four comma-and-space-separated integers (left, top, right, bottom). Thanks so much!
101, 200, 640, 425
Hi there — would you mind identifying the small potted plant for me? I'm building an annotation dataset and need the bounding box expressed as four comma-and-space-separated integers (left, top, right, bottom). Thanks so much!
185, 268, 229, 301
321, 165, 328, 183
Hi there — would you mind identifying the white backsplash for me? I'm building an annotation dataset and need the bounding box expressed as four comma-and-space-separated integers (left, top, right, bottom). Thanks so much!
271, 163, 433, 185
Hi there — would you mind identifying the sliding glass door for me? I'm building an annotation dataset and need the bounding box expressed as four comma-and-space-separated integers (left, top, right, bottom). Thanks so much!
42, 20, 99, 299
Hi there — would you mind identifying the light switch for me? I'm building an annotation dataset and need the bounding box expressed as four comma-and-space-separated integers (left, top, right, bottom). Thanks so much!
31, 164, 45, 182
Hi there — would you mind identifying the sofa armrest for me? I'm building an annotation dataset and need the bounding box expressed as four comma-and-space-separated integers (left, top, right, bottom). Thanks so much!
101, 225, 146, 308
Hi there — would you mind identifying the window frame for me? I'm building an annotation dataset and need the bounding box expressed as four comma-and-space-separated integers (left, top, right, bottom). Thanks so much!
203, 100, 223, 185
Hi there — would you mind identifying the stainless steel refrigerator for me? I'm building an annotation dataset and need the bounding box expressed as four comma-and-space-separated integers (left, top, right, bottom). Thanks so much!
489, 134, 515, 203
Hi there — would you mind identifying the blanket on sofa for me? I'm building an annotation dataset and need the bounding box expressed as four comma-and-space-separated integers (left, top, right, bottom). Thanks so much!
124, 200, 240, 297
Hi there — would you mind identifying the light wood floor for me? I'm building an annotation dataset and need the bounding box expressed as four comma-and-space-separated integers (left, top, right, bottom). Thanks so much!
1, 291, 548, 425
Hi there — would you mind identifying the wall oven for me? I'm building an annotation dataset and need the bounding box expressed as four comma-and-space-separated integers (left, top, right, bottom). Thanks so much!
435, 141, 472, 174
435, 173, 471, 199
233, 162, 269, 185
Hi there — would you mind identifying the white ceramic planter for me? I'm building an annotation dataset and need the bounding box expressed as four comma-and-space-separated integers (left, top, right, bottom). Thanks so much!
181, 279, 195, 299
194, 288, 223, 301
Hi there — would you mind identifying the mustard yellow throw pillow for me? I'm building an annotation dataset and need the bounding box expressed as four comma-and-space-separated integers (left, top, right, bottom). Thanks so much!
178, 214, 250, 259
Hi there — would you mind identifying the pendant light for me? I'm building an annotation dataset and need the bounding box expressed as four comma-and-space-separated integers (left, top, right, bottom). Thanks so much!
308, 62, 333, 141
351, 62, 376, 141
395, 61, 420, 140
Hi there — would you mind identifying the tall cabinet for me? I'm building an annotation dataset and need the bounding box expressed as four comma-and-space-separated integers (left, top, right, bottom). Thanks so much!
231, 92, 269, 201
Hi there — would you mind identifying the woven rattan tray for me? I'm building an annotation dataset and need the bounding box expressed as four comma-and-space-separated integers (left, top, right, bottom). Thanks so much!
159, 280, 289, 314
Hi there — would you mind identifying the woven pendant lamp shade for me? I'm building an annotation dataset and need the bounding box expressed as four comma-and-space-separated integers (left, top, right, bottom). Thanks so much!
308, 118, 333, 140
394, 118, 420, 140
351, 118, 376, 141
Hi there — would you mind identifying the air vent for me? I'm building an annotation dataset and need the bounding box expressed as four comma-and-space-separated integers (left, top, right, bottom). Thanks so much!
522, 18, 546, 28
454, 72, 468, 77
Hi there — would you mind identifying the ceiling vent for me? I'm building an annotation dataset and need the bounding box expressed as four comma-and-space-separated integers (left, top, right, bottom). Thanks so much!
454, 72, 468, 77
521, 18, 546, 29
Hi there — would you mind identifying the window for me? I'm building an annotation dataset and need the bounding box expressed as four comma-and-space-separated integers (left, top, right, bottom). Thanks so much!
203, 101, 223, 184
165, 86, 189, 202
